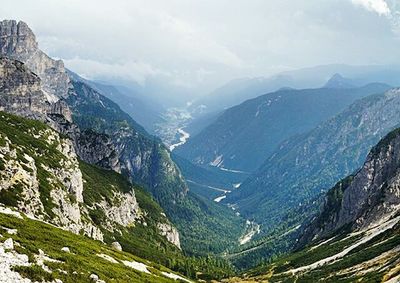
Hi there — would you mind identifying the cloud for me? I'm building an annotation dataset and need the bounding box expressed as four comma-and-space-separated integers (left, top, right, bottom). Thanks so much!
2, 0, 400, 98
63, 57, 166, 85
351, 0, 391, 16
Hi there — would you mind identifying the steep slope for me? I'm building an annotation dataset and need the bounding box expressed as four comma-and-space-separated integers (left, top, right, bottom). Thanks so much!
233, 128, 400, 282
68, 71, 165, 134
0, 207, 192, 283
0, 19, 247, 256
227, 88, 400, 231
301, 127, 400, 244
0, 110, 239, 281
0, 57, 49, 119
0, 110, 180, 249
177, 84, 391, 172
66, 79, 247, 254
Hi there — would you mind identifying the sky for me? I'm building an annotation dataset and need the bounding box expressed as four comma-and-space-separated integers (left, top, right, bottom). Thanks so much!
1, 0, 400, 97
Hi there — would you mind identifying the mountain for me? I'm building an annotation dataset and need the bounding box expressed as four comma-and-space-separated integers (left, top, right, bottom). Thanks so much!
192, 64, 400, 116
300, 127, 400, 245
0, 110, 188, 273
232, 128, 400, 282
68, 71, 165, 134
191, 75, 294, 115
177, 83, 391, 172
227, 88, 400, 234
0, 20, 247, 258
0, 53, 238, 282
323, 73, 355, 89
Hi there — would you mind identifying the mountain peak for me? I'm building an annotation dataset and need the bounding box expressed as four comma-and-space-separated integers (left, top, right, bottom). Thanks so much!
324, 73, 355, 89
0, 20, 38, 60
0, 19, 70, 99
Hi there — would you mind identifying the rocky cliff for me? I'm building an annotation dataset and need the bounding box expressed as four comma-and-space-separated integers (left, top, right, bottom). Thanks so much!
0, 20, 70, 100
0, 110, 182, 250
301, 127, 400, 244
0, 57, 49, 119
0, 112, 103, 240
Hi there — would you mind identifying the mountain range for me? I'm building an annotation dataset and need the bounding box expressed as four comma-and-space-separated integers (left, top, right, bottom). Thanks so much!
191, 63, 400, 116
0, 19, 249, 281
177, 83, 391, 172
1, 18, 400, 283
226, 87, 400, 232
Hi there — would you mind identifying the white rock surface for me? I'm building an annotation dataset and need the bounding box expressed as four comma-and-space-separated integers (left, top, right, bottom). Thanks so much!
157, 222, 181, 249
61, 247, 70, 253
122, 260, 150, 274
161, 271, 192, 282
3, 238, 13, 250
0, 241, 31, 283
111, 241, 122, 251
96, 253, 118, 264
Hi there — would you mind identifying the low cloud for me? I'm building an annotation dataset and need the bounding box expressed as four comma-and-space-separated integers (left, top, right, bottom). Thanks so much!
63, 57, 165, 85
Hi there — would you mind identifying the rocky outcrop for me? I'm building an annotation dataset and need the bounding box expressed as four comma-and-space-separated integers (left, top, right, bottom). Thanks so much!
157, 223, 181, 249
301, 128, 400, 244
0, 57, 49, 119
0, 20, 70, 100
0, 124, 103, 240
96, 191, 140, 229
76, 129, 121, 172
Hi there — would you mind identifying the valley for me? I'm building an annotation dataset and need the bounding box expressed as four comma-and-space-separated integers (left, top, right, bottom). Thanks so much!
1, 2, 400, 281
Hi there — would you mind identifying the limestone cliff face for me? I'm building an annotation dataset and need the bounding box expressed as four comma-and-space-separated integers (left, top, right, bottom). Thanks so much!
0, 57, 49, 119
0, 122, 102, 240
0, 112, 148, 242
157, 223, 181, 249
76, 129, 121, 173
301, 127, 400, 244
0, 20, 70, 100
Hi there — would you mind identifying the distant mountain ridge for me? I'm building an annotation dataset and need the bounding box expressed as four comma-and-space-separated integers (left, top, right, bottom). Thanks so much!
324, 73, 355, 89
177, 83, 391, 172
192, 64, 400, 116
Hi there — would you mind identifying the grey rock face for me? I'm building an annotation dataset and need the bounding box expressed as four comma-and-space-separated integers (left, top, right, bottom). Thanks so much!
303, 127, 400, 243
0, 20, 70, 99
157, 223, 181, 249
0, 57, 49, 119
76, 129, 121, 172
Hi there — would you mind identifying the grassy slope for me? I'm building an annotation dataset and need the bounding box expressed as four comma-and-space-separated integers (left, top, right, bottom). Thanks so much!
0, 111, 237, 280
0, 212, 186, 283
232, 220, 400, 282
